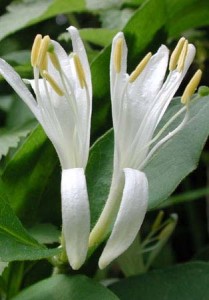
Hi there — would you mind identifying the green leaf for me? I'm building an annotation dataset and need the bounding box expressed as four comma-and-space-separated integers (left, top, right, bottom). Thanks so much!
145, 96, 209, 209
100, 8, 135, 30
166, 0, 209, 38
0, 195, 60, 262
12, 274, 119, 300
2, 50, 30, 66
159, 187, 209, 208
28, 223, 60, 245
87, 130, 113, 227
0, 126, 31, 160
0, 125, 60, 225
110, 262, 209, 300
40, 0, 85, 20
0, 0, 52, 41
87, 96, 209, 226
60, 28, 118, 48
0, 262, 8, 276
0, 0, 86, 42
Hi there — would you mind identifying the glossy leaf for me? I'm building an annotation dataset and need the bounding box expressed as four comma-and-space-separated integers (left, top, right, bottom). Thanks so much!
28, 223, 60, 245
0, 125, 60, 225
60, 28, 118, 47
110, 262, 209, 300
0, 0, 51, 41
12, 274, 119, 300
0, 0, 85, 41
0, 195, 60, 262
166, 0, 209, 38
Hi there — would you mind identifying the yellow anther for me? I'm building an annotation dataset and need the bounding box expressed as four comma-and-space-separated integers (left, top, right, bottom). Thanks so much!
177, 40, 188, 72
169, 37, 186, 71
129, 52, 152, 83
42, 70, 64, 96
31, 34, 42, 67
181, 69, 202, 105
37, 35, 50, 71
39, 54, 48, 72
48, 51, 61, 71
114, 37, 123, 73
73, 53, 86, 89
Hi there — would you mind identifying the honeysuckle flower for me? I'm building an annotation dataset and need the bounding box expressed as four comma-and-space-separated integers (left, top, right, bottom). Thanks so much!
0, 27, 92, 270
89, 33, 202, 269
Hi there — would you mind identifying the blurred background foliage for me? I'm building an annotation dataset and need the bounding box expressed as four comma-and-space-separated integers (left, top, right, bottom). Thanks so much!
1, 0, 209, 298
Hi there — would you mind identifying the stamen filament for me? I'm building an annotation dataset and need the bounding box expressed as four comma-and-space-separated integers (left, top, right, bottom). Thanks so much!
177, 40, 188, 72
138, 109, 190, 170
42, 70, 64, 96
31, 34, 42, 67
169, 37, 185, 71
181, 69, 202, 104
73, 53, 86, 89
37, 35, 50, 71
114, 37, 123, 73
129, 52, 152, 83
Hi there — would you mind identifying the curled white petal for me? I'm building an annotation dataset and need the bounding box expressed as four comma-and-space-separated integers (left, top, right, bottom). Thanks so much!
0, 59, 39, 118
99, 168, 148, 269
61, 168, 90, 270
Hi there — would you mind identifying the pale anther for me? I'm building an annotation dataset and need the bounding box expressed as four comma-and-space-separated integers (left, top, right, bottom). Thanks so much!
42, 70, 64, 96
169, 37, 185, 71
129, 52, 152, 83
181, 69, 202, 105
73, 53, 86, 89
31, 34, 42, 67
114, 37, 123, 73
48, 51, 61, 71
177, 40, 188, 72
37, 35, 50, 71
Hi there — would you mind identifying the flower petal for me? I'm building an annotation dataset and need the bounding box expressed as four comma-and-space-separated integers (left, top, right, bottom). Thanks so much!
67, 26, 92, 99
129, 44, 196, 168
110, 32, 128, 128
0, 58, 39, 118
115, 46, 169, 164
61, 168, 90, 270
99, 168, 148, 269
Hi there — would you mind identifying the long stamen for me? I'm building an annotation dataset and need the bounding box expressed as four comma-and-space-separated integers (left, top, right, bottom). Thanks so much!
37, 35, 50, 71
138, 109, 190, 170
114, 37, 123, 73
73, 53, 86, 89
48, 44, 61, 71
129, 52, 152, 83
177, 40, 188, 72
181, 69, 202, 105
31, 34, 42, 67
169, 37, 185, 71
42, 70, 64, 96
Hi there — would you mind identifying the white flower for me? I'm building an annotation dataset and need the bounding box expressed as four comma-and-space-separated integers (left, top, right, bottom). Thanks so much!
89, 33, 202, 269
0, 26, 92, 270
